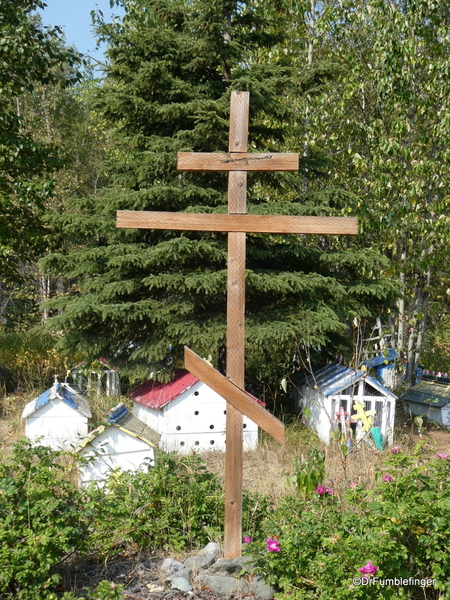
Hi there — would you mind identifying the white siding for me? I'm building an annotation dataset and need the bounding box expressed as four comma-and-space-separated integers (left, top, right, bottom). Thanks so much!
134, 380, 258, 454
78, 427, 155, 486
299, 379, 396, 446
25, 399, 88, 450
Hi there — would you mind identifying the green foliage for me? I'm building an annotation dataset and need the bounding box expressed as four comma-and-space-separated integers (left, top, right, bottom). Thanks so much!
82, 451, 270, 559
0, 1, 82, 283
288, 448, 325, 499
2, 435, 450, 599
0, 328, 70, 392
0, 440, 271, 597
43, 0, 397, 397
421, 310, 450, 372
0, 440, 87, 600
302, 0, 450, 379
61, 580, 125, 600
250, 452, 450, 599
82, 452, 224, 557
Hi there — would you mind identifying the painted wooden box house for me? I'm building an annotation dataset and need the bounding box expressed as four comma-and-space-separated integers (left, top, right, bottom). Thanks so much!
400, 372, 450, 429
294, 362, 396, 446
70, 358, 120, 397
21, 381, 91, 450
75, 403, 161, 487
362, 349, 400, 391
130, 369, 259, 454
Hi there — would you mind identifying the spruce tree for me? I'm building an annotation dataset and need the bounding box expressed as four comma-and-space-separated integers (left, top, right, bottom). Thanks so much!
43, 0, 397, 394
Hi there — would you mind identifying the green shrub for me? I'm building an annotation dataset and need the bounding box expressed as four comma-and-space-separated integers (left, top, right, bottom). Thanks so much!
82, 451, 272, 560
0, 440, 87, 600
0, 329, 69, 393
61, 580, 125, 600
250, 452, 450, 599
82, 452, 224, 558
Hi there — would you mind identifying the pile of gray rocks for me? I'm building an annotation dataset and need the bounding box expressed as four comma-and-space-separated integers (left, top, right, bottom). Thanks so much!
148, 542, 275, 600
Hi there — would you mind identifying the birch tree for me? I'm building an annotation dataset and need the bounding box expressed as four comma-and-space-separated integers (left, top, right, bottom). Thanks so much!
305, 0, 450, 382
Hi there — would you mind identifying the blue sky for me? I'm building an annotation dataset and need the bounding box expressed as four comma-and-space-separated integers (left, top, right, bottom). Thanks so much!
38, 0, 125, 66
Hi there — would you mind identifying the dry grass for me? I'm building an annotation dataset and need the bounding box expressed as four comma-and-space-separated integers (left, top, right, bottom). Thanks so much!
201, 415, 450, 504
0, 392, 28, 457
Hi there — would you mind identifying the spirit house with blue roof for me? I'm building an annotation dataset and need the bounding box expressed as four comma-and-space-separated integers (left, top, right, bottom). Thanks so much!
75, 403, 161, 487
294, 361, 396, 447
21, 379, 91, 450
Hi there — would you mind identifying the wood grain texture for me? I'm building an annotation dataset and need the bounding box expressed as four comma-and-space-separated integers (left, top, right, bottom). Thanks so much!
229, 91, 249, 152
116, 211, 359, 235
227, 231, 246, 384
184, 347, 285, 445
224, 91, 249, 560
224, 404, 243, 560
177, 152, 299, 171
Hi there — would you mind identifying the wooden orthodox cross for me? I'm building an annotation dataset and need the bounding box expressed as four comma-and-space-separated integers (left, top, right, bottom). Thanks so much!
117, 91, 358, 558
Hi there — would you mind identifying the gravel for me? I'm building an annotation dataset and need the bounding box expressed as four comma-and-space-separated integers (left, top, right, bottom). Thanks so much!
53, 546, 276, 600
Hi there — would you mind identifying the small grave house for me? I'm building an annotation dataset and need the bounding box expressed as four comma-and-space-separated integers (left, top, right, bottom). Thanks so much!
21, 381, 91, 450
70, 358, 120, 397
400, 371, 450, 429
362, 349, 400, 390
75, 403, 161, 487
294, 362, 396, 446
130, 369, 260, 454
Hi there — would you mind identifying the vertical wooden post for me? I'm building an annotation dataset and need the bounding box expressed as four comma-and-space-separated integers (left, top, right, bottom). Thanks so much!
225, 91, 249, 559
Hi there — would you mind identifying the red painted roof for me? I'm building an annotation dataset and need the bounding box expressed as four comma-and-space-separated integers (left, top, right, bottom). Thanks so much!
130, 370, 199, 409
130, 369, 266, 410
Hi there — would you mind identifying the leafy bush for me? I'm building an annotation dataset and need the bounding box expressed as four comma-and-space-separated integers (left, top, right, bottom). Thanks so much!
0, 440, 87, 600
83, 452, 224, 558
82, 451, 271, 560
287, 448, 326, 499
61, 580, 124, 600
250, 452, 450, 599
0, 329, 69, 393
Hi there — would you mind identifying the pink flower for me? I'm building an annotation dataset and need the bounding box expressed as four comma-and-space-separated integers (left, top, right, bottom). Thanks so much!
390, 446, 401, 453
349, 481, 357, 488
358, 561, 379, 576
317, 485, 334, 495
437, 453, 448, 459
266, 538, 281, 552
243, 536, 252, 544
382, 475, 392, 482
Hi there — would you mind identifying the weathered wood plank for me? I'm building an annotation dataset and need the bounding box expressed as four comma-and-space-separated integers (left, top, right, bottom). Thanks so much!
177, 152, 299, 171
116, 211, 359, 235
184, 347, 285, 445
229, 91, 249, 153
224, 91, 248, 560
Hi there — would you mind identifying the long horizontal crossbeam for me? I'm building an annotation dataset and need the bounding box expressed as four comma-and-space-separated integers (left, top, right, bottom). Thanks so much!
116, 211, 358, 235
184, 347, 285, 445
177, 152, 299, 171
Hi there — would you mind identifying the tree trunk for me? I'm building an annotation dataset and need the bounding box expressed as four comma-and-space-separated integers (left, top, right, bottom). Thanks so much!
39, 272, 51, 321
396, 249, 406, 351
414, 267, 431, 371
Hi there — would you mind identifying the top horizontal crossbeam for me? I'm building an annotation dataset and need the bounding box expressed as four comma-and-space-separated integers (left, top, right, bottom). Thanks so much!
177, 152, 299, 171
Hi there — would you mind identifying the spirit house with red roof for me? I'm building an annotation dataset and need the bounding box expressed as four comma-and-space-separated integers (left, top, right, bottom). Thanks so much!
130, 370, 259, 454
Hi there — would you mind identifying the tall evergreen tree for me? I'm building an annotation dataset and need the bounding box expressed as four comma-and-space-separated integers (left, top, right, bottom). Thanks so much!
43, 0, 397, 393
